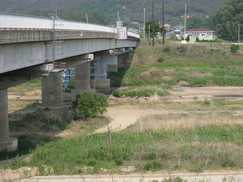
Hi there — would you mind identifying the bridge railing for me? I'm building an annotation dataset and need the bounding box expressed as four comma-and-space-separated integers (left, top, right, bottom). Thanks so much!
127, 32, 140, 39
0, 13, 117, 33
0, 13, 140, 39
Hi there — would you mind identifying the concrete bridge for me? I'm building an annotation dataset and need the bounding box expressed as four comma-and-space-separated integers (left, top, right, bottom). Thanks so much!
0, 13, 140, 151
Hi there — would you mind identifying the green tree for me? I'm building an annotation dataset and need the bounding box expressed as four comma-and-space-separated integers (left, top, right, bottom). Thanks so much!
212, 0, 243, 41
145, 20, 160, 38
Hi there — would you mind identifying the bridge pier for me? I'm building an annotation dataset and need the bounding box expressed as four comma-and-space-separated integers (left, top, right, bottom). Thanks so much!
38, 71, 69, 120
118, 51, 134, 68
71, 62, 94, 101
91, 59, 110, 94
0, 89, 17, 151
107, 56, 118, 72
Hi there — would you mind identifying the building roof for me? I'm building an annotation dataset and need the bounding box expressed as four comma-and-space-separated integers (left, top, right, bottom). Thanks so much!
187, 28, 215, 32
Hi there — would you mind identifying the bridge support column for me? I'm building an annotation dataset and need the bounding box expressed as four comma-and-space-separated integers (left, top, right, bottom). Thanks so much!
107, 56, 118, 72
38, 71, 69, 120
0, 89, 18, 152
71, 62, 94, 101
91, 59, 110, 94
118, 51, 134, 68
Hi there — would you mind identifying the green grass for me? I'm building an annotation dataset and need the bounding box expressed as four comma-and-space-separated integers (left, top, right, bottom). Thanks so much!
109, 66, 243, 88
0, 135, 53, 162
6, 124, 243, 174
113, 41, 243, 88
9, 113, 71, 131
112, 87, 169, 97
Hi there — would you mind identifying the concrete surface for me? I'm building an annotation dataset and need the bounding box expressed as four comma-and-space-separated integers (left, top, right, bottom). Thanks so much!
19, 171, 243, 182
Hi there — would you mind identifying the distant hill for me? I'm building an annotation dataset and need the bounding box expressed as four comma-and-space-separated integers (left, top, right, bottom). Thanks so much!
0, 0, 224, 27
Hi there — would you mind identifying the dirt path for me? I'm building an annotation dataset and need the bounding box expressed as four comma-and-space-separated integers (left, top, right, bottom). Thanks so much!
170, 86, 243, 100
95, 86, 243, 133
95, 106, 145, 133
95, 106, 186, 133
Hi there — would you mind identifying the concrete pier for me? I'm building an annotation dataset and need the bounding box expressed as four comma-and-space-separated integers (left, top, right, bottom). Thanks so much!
38, 71, 69, 119
0, 89, 17, 151
0, 89, 10, 151
118, 51, 134, 68
71, 62, 94, 101
92, 59, 110, 94
107, 56, 118, 72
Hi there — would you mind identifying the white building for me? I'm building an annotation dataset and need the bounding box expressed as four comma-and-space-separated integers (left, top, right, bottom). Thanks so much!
186, 29, 216, 41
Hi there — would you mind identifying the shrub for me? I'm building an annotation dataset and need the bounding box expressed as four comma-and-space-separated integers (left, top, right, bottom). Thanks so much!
162, 46, 171, 53
73, 92, 108, 119
162, 177, 188, 182
196, 37, 200, 42
157, 57, 165, 63
186, 35, 190, 42
230, 44, 240, 54
144, 160, 163, 171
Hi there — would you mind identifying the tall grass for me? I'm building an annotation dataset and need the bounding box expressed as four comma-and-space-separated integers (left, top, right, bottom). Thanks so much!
128, 112, 243, 131
8, 124, 243, 174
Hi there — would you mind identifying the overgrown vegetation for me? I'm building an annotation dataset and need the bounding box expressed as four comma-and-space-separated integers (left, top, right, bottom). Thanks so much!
0, 135, 53, 162
10, 112, 70, 131
73, 92, 108, 119
112, 87, 169, 97
230, 44, 240, 54
6, 124, 243, 174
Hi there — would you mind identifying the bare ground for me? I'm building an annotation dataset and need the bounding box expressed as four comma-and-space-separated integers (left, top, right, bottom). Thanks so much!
170, 86, 243, 100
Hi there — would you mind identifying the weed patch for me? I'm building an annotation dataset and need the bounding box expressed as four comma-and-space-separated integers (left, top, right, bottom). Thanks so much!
112, 87, 169, 97
7, 124, 243, 174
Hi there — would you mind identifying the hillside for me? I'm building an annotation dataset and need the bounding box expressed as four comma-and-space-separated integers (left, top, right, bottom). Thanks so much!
0, 0, 224, 26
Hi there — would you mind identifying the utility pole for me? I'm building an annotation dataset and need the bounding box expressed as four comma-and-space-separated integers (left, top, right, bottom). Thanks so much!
144, 8, 146, 38
162, 0, 165, 45
86, 13, 89, 23
184, 4, 187, 40
152, 0, 155, 46
117, 11, 120, 21
238, 24, 241, 43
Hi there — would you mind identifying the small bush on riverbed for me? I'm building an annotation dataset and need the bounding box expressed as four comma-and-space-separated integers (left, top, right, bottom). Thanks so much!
73, 92, 108, 119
